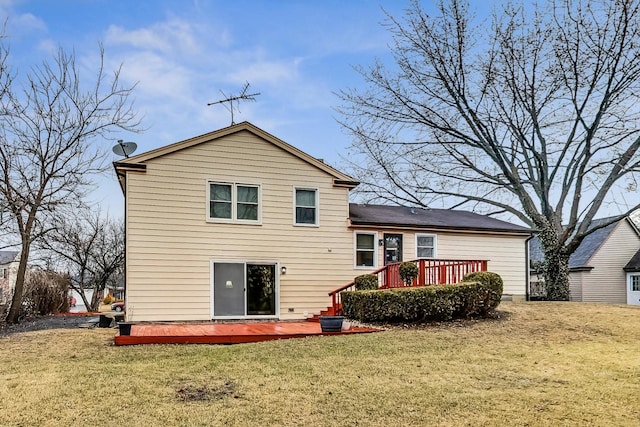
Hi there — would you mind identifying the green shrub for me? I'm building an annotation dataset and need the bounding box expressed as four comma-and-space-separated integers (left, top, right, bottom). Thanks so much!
399, 262, 419, 285
342, 272, 504, 323
354, 274, 378, 291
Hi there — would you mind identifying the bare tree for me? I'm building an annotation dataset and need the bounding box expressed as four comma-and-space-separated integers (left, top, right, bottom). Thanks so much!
42, 209, 124, 312
0, 43, 139, 323
337, 0, 640, 300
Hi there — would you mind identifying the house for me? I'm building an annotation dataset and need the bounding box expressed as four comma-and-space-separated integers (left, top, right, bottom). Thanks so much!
114, 122, 531, 322
0, 251, 19, 305
529, 216, 640, 305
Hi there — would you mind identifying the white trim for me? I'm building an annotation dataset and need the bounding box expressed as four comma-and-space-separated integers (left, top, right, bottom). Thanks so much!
210, 259, 280, 319
354, 231, 378, 269
293, 186, 320, 227
206, 180, 262, 225
626, 272, 640, 305
415, 233, 437, 258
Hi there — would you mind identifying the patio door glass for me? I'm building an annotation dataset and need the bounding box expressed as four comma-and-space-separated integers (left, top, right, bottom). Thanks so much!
247, 264, 276, 315
213, 262, 245, 316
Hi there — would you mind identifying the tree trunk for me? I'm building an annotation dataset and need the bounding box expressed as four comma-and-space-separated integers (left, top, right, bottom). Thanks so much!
5, 241, 31, 324
541, 248, 571, 301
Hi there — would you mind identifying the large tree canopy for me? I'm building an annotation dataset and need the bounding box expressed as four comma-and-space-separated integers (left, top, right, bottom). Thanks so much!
338, 0, 640, 300
0, 42, 140, 323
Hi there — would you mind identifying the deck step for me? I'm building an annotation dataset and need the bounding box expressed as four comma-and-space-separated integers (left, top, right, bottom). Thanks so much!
306, 305, 341, 322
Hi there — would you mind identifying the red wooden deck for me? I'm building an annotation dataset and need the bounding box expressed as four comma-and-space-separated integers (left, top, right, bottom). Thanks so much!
113, 321, 379, 346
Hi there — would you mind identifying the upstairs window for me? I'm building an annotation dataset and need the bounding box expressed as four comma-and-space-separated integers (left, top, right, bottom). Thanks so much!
294, 188, 318, 225
208, 182, 260, 223
416, 234, 436, 258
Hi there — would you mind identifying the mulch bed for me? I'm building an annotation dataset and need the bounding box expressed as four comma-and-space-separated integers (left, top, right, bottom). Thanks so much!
0, 313, 100, 338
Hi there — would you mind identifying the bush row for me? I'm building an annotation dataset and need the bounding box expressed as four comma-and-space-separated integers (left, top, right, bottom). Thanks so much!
341, 271, 503, 323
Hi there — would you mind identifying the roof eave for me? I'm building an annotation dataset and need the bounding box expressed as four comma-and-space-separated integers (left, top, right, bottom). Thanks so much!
349, 220, 532, 235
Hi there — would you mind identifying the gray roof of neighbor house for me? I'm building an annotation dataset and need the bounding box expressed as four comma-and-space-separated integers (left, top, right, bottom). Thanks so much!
348, 204, 531, 234
0, 251, 19, 265
529, 217, 631, 270
624, 248, 640, 272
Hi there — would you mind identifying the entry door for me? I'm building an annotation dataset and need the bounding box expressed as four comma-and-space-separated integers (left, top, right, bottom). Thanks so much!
384, 234, 403, 265
213, 263, 245, 316
627, 274, 640, 305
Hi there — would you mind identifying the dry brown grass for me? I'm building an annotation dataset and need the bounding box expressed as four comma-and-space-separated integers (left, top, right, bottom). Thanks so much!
0, 302, 639, 426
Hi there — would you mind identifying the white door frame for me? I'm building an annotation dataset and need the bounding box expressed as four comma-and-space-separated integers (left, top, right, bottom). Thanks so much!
626, 273, 640, 306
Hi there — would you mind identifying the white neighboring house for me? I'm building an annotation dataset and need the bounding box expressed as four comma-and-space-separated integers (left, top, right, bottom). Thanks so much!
530, 216, 640, 305
0, 251, 20, 305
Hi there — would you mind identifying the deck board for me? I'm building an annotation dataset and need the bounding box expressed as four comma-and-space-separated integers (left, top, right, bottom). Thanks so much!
114, 322, 379, 346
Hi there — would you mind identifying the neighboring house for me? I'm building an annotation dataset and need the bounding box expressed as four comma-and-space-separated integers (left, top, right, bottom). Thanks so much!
0, 251, 19, 305
529, 217, 640, 305
114, 122, 531, 322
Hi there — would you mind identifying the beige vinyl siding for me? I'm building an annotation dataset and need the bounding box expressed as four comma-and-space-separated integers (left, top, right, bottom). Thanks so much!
125, 130, 355, 321
568, 272, 583, 301
579, 220, 640, 303
360, 229, 528, 297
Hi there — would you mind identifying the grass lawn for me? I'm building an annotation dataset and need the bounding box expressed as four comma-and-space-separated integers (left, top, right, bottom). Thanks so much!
1, 302, 639, 426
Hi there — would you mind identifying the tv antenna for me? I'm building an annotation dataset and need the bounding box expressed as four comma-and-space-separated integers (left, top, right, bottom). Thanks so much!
207, 82, 260, 125
112, 140, 138, 158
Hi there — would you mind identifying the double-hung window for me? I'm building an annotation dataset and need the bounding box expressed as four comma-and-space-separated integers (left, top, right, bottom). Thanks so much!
294, 188, 318, 226
355, 232, 377, 268
209, 182, 260, 223
416, 234, 436, 258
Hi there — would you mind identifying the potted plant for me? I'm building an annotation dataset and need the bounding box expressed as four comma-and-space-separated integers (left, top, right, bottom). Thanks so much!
117, 305, 132, 336
319, 315, 344, 332
399, 261, 419, 286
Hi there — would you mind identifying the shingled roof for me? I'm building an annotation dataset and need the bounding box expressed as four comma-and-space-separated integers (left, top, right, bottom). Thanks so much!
529, 217, 634, 270
348, 204, 531, 234
624, 248, 640, 272
0, 251, 19, 265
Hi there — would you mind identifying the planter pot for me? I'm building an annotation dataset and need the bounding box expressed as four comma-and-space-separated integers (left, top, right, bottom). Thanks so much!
118, 322, 132, 336
319, 315, 344, 333
98, 315, 112, 328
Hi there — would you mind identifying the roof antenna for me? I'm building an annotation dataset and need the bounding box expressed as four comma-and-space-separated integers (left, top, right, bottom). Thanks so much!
112, 140, 137, 158
207, 82, 260, 125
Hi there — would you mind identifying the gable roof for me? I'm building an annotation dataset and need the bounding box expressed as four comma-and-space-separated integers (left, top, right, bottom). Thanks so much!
529, 217, 638, 270
0, 250, 19, 265
349, 204, 531, 234
624, 248, 640, 272
114, 121, 358, 192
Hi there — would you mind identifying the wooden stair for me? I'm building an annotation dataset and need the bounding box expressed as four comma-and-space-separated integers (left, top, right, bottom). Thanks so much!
306, 304, 341, 322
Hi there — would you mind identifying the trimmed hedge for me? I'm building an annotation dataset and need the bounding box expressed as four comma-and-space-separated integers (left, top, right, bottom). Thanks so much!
354, 274, 378, 291
341, 271, 503, 323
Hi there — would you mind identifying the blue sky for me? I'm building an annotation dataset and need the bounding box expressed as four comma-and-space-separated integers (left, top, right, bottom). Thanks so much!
2, 0, 428, 216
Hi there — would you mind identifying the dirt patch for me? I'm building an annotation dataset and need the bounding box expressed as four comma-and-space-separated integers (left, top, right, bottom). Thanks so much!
176, 380, 239, 402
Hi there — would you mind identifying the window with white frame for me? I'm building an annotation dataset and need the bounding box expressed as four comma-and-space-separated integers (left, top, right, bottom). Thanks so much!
208, 182, 260, 222
294, 188, 318, 225
631, 274, 640, 292
416, 234, 436, 258
355, 232, 377, 268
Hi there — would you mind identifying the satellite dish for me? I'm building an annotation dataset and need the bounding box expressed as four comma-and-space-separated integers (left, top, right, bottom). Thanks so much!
112, 140, 137, 158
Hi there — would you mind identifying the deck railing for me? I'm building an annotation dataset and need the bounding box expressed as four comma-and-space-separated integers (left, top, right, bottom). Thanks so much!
328, 258, 488, 315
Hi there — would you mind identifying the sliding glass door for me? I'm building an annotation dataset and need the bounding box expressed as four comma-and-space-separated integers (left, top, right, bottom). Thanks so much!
212, 261, 277, 318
